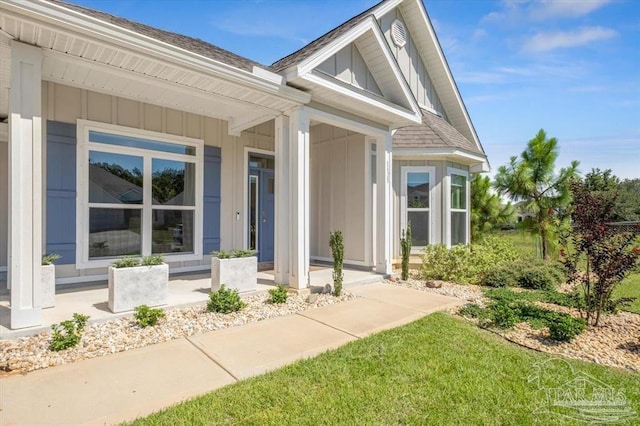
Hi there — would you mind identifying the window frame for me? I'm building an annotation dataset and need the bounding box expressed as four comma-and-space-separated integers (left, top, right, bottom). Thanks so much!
445, 167, 470, 247
400, 166, 435, 253
76, 120, 204, 269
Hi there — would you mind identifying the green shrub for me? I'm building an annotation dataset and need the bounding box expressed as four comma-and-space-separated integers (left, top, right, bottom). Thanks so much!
112, 256, 141, 268
482, 267, 516, 287
42, 253, 61, 265
491, 302, 518, 329
207, 285, 247, 313
483, 287, 540, 304
400, 225, 412, 281
268, 285, 288, 304
421, 237, 521, 284
548, 315, 586, 342
49, 313, 90, 351
329, 230, 344, 296
141, 255, 164, 266
211, 249, 257, 259
517, 268, 555, 290
541, 289, 584, 309
458, 303, 489, 320
134, 305, 166, 327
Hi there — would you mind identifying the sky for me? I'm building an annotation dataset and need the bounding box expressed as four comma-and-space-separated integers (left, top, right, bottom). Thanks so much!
71, 0, 640, 180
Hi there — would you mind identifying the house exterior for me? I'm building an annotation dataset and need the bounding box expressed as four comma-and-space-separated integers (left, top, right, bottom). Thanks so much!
0, 0, 488, 329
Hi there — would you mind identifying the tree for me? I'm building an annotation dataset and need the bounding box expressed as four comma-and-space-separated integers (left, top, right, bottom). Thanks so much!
584, 169, 640, 221
470, 174, 514, 241
494, 129, 579, 259
561, 178, 640, 326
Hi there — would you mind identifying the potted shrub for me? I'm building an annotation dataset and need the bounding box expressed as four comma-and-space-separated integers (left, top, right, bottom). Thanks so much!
211, 249, 257, 293
41, 253, 60, 308
108, 255, 168, 313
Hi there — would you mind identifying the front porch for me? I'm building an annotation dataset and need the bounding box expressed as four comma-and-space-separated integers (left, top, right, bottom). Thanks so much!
0, 265, 384, 338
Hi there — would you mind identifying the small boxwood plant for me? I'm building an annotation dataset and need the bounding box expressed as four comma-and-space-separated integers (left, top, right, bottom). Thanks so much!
42, 253, 61, 265
49, 313, 90, 351
112, 256, 141, 268
134, 305, 166, 327
112, 255, 165, 268
548, 315, 587, 342
211, 249, 257, 259
268, 285, 288, 304
207, 285, 247, 313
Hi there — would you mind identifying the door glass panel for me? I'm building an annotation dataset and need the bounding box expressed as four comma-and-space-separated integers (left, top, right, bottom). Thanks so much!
407, 172, 429, 208
89, 151, 143, 204
451, 174, 466, 209
89, 208, 141, 258
408, 211, 429, 246
152, 159, 196, 206
248, 175, 258, 251
452, 211, 467, 245
152, 210, 194, 254
89, 131, 195, 155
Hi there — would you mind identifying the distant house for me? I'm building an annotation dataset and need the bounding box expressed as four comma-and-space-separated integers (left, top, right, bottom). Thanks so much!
0, 0, 488, 328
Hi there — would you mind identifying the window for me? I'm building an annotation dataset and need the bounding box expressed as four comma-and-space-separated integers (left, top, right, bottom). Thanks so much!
401, 166, 435, 250
77, 121, 203, 267
448, 168, 469, 246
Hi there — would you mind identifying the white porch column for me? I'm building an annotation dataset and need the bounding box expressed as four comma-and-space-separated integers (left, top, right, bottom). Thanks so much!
274, 115, 290, 284
8, 41, 44, 328
288, 108, 310, 289
376, 131, 393, 275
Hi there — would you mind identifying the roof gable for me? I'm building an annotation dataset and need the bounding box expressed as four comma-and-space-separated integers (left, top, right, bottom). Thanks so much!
275, 14, 421, 126
316, 44, 383, 97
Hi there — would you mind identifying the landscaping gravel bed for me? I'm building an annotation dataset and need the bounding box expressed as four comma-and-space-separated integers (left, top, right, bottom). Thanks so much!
0, 292, 355, 375
390, 276, 640, 372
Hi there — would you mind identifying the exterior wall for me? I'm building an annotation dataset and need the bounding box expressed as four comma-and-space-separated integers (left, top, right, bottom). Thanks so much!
43, 82, 274, 282
0, 139, 7, 274
316, 44, 383, 96
379, 9, 445, 117
310, 123, 368, 264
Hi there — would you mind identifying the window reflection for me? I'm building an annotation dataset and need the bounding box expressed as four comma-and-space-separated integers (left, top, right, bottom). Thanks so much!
152, 159, 195, 206
89, 151, 143, 204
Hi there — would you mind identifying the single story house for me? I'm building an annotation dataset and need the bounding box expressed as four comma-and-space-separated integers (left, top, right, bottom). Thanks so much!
0, 0, 488, 328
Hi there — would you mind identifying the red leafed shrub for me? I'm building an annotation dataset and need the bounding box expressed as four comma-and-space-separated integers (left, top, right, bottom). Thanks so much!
561, 178, 640, 326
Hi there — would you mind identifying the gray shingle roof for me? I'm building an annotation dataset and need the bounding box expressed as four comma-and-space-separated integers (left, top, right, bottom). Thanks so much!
49, 0, 264, 72
393, 110, 485, 156
270, 0, 386, 72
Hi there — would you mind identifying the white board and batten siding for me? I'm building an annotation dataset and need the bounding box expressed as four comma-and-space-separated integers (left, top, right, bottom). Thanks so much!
316, 43, 384, 97
310, 123, 369, 265
0, 140, 7, 275
379, 9, 445, 117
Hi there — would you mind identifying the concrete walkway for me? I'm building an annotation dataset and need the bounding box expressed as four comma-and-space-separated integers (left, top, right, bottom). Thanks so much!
0, 283, 462, 425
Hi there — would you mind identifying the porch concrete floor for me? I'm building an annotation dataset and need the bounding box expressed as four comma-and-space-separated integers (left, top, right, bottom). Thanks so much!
0, 266, 384, 338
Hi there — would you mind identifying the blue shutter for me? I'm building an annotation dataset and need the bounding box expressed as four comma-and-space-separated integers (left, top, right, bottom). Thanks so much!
203, 146, 221, 253
46, 121, 76, 264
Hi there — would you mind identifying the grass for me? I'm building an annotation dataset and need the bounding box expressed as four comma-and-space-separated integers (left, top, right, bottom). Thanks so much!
614, 273, 640, 314
128, 314, 639, 425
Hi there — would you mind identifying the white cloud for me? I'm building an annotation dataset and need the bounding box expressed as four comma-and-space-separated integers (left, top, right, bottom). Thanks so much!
472, 28, 488, 41
522, 27, 617, 52
482, 0, 613, 23
530, 0, 614, 20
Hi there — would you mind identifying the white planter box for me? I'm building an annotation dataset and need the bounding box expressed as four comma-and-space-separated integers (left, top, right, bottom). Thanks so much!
41, 264, 56, 309
211, 257, 257, 293
108, 263, 168, 313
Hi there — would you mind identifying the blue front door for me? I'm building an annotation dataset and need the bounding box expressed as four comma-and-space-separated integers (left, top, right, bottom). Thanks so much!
248, 156, 274, 263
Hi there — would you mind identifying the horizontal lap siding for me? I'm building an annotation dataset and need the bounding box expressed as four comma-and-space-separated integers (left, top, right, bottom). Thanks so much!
46, 121, 77, 264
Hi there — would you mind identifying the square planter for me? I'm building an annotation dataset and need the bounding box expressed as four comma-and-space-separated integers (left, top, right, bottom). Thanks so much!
41, 264, 56, 309
108, 263, 168, 313
211, 256, 257, 293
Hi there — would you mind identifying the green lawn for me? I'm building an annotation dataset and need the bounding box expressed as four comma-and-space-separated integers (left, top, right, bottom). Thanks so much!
129, 314, 639, 425
615, 273, 640, 314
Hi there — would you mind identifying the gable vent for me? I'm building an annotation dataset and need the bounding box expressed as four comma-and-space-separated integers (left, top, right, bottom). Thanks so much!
391, 19, 407, 48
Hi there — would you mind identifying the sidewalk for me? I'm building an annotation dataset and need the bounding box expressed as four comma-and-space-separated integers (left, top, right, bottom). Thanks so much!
0, 283, 463, 425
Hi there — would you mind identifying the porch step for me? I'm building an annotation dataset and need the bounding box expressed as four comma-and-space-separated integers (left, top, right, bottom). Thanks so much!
392, 256, 422, 270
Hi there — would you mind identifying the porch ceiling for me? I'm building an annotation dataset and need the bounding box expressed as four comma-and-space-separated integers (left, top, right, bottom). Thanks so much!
0, 5, 310, 134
